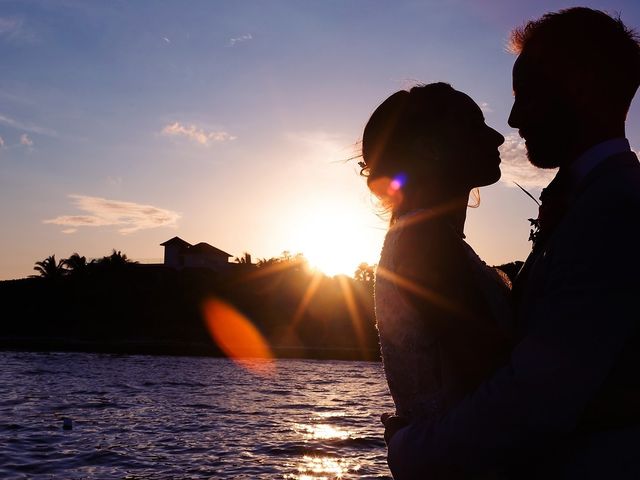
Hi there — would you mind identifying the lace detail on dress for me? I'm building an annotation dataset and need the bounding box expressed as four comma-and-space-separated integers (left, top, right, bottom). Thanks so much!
375, 211, 446, 419
458, 241, 513, 332
375, 210, 512, 420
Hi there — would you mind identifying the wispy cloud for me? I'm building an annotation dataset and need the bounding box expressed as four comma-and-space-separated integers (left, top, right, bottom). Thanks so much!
161, 122, 236, 146
162, 36, 170, 44
44, 195, 181, 234
499, 132, 557, 188
285, 130, 356, 170
228, 33, 252, 46
0, 16, 36, 44
0, 17, 20, 34
20, 133, 33, 147
480, 102, 493, 113
0, 113, 58, 137
286, 131, 347, 157
106, 176, 123, 187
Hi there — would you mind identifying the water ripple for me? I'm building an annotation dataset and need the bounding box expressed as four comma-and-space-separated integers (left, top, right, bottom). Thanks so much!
0, 352, 394, 479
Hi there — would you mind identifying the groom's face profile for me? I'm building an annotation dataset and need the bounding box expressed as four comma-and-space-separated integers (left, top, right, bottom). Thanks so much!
508, 54, 579, 170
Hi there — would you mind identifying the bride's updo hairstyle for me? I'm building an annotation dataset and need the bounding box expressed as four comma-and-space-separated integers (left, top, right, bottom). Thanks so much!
361, 83, 471, 222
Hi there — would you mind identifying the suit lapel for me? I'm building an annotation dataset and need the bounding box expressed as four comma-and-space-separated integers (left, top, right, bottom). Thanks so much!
512, 151, 639, 331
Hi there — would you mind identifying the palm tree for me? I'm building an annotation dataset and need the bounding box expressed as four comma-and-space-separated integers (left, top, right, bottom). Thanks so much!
97, 250, 136, 268
63, 253, 88, 275
234, 252, 253, 264
354, 262, 375, 283
32, 255, 67, 280
109, 250, 132, 266
256, 251, 305, 268
257, 257, 278, 268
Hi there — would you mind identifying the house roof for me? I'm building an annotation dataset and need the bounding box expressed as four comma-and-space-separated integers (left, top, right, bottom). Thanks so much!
160, 236, 192, 248
183, 242, 232, 257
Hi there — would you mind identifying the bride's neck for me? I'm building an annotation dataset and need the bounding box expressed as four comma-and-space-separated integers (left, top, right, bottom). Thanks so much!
447, 199, 468, 237
400, 190, 469, 236
433, 194, 468, 237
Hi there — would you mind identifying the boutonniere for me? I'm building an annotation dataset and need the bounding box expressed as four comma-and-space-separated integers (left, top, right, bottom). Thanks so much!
528, 217, 541, 246
515, 182, 542, 248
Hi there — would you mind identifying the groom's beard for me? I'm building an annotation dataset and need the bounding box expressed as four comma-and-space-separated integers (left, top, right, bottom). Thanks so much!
525, 137, 565, 169
522, 103, 583, 170
523, 122, 579, 170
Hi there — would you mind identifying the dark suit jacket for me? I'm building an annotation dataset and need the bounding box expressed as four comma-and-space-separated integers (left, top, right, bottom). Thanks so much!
387, 151, 640, 479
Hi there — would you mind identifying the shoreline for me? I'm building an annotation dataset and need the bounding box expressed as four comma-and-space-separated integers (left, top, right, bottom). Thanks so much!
0, 337, 381, 362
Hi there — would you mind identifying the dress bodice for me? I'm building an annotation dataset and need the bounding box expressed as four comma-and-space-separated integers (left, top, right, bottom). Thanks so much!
375, 210, 512, 419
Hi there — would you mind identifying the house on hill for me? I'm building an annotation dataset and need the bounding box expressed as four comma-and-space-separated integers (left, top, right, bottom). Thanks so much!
160, 237, 192, 268
160, 236, 236, 271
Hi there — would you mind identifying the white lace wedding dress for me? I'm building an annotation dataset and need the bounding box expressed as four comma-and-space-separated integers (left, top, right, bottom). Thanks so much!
376, 210, 513, 420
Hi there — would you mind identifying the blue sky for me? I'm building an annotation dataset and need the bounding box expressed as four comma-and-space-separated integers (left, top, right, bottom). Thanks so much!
2, 0, 640, 279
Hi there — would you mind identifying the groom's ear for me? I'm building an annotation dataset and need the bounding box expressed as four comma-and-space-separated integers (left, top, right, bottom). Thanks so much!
565, 67, 621, 124
561, 71, 592, 113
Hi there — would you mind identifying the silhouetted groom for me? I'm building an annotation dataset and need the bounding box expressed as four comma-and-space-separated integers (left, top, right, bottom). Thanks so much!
386, 8, 640, 479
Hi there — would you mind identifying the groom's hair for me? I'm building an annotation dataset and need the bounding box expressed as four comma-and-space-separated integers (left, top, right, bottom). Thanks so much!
510, 7, 640, 120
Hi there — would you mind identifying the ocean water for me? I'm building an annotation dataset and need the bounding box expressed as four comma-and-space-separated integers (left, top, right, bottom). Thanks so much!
0, 352, 394, 479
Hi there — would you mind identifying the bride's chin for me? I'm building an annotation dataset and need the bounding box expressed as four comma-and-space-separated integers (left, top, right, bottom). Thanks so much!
475, 169, 502, 188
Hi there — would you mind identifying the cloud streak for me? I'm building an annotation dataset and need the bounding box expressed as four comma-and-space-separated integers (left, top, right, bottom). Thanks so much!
0, 17, 20, 34
20, 133, 33, 146
161, 122, 236, 146
499, 132, 557, 188
285, 130, 353, 165
0, 16, 35, 43
228, 33, 252, 46
0, 113, 58, 137
44, 195, 181, 234
479, 102, 493, 113
106, 176, 123, 187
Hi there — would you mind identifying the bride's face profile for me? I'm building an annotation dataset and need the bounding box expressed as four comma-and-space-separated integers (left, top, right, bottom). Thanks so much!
362, 83, 505, 216
432, 91, 504, 192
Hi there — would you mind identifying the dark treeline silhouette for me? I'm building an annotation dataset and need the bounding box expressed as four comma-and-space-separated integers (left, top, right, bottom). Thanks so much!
494, 260, 524, 283
0, 250, 520, 361
30, 250, 135, 280
1, 250, 379, 361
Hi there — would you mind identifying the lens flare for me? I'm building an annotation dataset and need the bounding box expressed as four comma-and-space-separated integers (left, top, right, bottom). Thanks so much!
389, 172, 407, 193
337, 275, 368, 356
202, 298, 275, 375
368, 173, 409, 210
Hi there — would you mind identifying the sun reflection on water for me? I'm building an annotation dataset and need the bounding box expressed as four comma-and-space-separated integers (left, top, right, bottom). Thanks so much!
294, 423, 351, 440
315, 411, 346, 418
284, 412, 362, 480
287, 455, 359, 480
285, 420, 362, 479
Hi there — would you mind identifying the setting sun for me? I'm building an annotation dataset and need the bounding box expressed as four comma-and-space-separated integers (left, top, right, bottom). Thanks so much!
286, 200, 384, 277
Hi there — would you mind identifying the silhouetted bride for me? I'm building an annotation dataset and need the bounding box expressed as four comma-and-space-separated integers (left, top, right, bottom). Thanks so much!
360, 83, 513, 432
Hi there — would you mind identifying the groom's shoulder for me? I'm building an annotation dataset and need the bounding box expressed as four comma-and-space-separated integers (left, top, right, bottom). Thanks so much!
558, 152, 640, 258
579, 152, 640, 211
